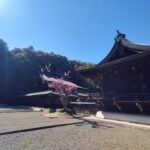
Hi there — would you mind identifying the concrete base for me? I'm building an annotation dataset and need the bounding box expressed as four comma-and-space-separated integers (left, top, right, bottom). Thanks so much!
96, 111, 150, 125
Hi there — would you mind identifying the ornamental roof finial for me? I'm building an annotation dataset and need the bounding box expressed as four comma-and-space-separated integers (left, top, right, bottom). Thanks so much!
115, 30, 126, 42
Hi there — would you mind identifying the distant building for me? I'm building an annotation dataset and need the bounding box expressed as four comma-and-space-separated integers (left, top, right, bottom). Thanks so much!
79, 32, 150, 113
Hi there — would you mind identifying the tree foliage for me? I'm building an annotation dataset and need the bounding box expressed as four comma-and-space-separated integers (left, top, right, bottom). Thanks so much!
0, 39, 96, 104
0, 39, 8, 58
69, 60, 95, 70
48, 77, 77, 110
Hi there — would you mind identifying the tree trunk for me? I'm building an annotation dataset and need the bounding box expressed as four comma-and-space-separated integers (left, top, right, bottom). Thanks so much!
60, 95, 69, 110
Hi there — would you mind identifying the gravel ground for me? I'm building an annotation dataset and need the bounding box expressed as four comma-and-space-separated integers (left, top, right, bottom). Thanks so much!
0, 111, 150, 150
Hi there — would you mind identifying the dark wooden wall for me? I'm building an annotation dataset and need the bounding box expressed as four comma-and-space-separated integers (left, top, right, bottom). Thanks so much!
103, 55, 150, 97
80, 54, 150, 114
83, 54, 150, 98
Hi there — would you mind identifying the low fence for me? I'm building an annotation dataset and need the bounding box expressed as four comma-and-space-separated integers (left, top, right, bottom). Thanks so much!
4, 91, 150, 114
98, 92, 150, 114
14, 91, 99, 114
98, 99, 150, 114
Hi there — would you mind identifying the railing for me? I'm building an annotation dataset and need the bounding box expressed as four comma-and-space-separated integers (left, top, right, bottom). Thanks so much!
98, 97, 150, 114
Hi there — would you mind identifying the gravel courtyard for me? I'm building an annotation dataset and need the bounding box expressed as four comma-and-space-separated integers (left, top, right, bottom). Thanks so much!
0, 109, 150, 150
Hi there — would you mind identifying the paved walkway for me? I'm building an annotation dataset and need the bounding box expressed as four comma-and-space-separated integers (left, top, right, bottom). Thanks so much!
84, 116, 150, 130
0, 110, 150, 150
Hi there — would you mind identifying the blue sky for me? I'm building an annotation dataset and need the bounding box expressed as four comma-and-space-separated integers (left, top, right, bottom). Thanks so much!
0, 0, 150, 63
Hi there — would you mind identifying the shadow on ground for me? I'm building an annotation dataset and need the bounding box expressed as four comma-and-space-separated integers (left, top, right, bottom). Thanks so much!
0, 118, 114, 136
